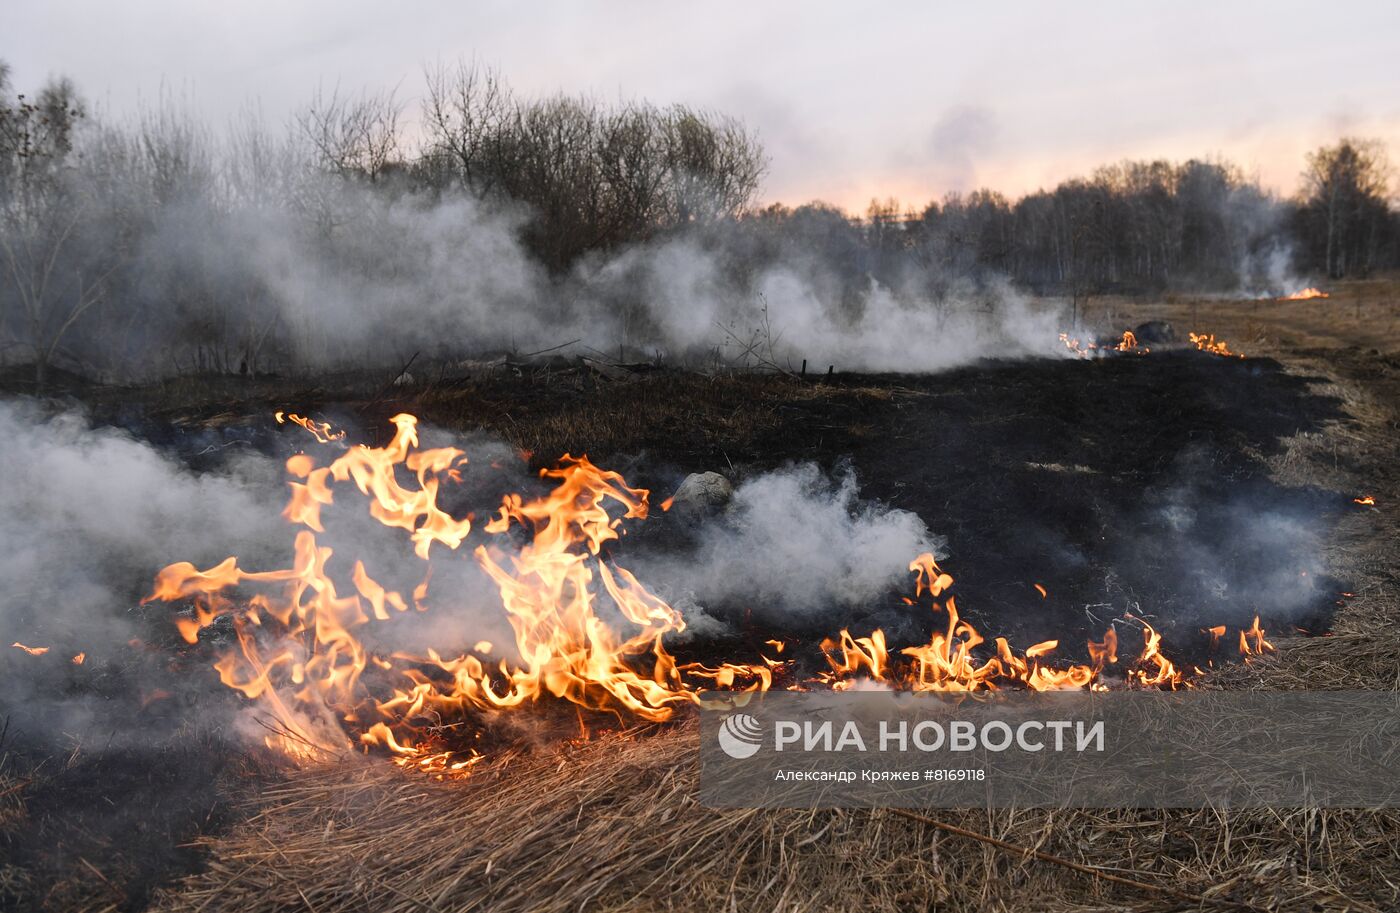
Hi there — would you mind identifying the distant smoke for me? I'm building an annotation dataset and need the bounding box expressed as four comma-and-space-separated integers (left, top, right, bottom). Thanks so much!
920, 105, 999, 194
83, 183, 1073, 376
1237, 243, 1310, 298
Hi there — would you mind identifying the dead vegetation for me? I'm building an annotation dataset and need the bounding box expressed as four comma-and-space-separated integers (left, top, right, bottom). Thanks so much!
140, 329, 1400, 912
5, 301, 1400, 912
149, 724, 1400, 913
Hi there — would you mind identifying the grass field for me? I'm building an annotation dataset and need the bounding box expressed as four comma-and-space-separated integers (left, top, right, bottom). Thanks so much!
3, 284, 1400, 912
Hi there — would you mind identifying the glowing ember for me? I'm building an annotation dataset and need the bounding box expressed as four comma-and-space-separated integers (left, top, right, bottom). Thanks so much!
145, 413, 1277, 774
1353, 495, 1376, 506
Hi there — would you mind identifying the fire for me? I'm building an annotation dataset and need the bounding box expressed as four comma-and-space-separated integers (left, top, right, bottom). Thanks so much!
1238, 615, 1275, 657
1058, 329, 1145, 358
1187, 332, 1244, 358
146, 413, 769, 767
275, 411, 347, 445
10, 642, 49, 656
146, 413, 1275, 774
1353, 495, 1375, 506
1283, 288, 1328, 300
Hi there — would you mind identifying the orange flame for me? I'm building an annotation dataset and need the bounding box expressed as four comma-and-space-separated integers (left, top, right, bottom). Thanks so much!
10, 642, 49, 656
1238, 615, 1275, 658
1059, 329, 1145, 359
1282, 288, 1328, 300
1187, 332, 1244, 358
146, 413, 1271, 774
275, 411, 347, 446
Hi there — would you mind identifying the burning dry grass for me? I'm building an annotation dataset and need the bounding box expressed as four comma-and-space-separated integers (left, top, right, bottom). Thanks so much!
12, 296, 1400, 911
1086, 278, 1400, 355
147, 317, 1400, 913
149, 721, 1400, 913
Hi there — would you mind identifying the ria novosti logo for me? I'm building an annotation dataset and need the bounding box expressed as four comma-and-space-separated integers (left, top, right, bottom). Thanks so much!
716, 712, 764, 759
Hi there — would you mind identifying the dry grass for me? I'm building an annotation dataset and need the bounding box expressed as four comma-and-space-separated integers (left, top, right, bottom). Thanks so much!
0, 287, 1375, 911
148, 308, 1400, 912
151, 723, 1400, 913
1081, 278, 1400, 355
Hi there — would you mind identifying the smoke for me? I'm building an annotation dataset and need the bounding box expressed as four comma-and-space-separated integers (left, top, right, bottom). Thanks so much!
0, 402, 285, 639
78, 181, 1071, 377
1, 82, 1075, 381
1237, 243, 1314, 298
634, 464, 943, 635
0, 404, 941, 729
918, 105, 1000, 194
1119, 450, 1330, 628
0, 400, 290, 741
572, 232, 1068, 371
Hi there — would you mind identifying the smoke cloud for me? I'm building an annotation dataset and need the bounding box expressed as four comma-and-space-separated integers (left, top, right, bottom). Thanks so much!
83, 183, 1072, 377
0, 401, 290, 742
0, 405, 942, 716
635, 464, 943, 635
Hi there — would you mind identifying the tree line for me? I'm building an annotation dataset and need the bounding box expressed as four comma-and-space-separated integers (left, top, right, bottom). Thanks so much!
0, 59, 1396, 385
845, 142, 1395, 296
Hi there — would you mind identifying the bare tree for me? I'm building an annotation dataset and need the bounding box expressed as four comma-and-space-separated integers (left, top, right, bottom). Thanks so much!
295, 86, 403, 183
0, 75, 117, 387
1299, 138, 1391, 278
421, 60, 512, 193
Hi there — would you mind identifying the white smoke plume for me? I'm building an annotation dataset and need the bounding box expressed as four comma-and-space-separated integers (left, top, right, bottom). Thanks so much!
127, 189, 1071, 376
0, 404, 939, 681
0, 402, 286, 651
635, 464, 943, 634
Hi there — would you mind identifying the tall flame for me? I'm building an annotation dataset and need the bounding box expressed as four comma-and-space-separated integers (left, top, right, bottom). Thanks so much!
145, 413, 1274, 774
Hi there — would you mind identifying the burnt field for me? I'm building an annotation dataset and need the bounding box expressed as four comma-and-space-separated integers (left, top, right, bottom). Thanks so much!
80, 343, 1358, 647
2, 332, 1399, 912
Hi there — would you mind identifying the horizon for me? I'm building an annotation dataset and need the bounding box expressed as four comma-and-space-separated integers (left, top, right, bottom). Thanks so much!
4, 0, 1399, 213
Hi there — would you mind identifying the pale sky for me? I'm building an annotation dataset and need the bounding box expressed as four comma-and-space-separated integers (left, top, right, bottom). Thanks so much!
5, 1, 1399, 211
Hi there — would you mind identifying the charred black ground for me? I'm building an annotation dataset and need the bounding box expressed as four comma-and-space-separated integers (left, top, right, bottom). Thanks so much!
841, 351, 1350, 650
0, 344, 1365, 911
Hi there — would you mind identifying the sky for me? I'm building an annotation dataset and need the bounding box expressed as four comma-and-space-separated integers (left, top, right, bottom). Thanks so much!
4, 1, 1399, 212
